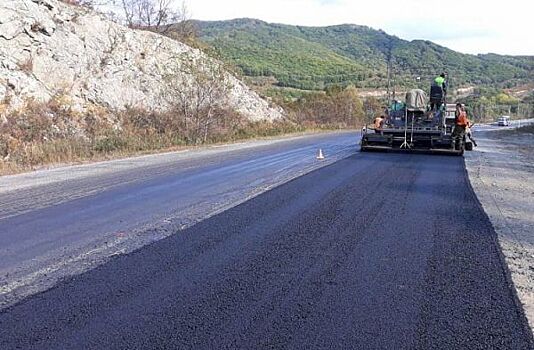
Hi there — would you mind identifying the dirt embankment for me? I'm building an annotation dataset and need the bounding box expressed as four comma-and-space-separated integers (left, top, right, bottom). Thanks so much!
465, 126, 534, 334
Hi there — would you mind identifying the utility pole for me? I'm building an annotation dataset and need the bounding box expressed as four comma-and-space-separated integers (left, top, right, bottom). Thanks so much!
392, 66, 396, 103
386, 54, 391, 107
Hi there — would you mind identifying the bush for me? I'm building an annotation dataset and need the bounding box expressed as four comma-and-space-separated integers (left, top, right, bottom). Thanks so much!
93, 134, 127, 153
278, 85, 366, 128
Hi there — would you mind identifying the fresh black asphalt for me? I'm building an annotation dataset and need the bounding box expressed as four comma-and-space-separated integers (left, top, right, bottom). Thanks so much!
1, 152, 532, 349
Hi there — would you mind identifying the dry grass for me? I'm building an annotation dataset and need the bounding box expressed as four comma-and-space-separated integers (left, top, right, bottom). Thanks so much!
0, 85, 366, 176
0, 99, 309, 175
0, 124, 307, 176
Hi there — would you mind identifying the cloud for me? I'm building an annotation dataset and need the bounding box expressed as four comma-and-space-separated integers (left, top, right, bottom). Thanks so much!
187, 0, 534, 55
385, 21, 494, 41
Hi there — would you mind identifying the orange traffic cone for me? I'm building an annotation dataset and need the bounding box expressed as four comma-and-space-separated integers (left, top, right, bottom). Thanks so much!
316, 148, 325, 160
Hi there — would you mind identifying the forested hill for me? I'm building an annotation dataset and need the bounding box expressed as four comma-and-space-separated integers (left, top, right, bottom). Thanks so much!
193, 18, 533, 91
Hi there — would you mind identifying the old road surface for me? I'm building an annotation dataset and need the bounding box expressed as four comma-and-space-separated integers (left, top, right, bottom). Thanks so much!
0, 132, 532, 349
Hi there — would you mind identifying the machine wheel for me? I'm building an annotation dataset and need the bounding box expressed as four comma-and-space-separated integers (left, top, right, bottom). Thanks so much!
465, 142, 473, 151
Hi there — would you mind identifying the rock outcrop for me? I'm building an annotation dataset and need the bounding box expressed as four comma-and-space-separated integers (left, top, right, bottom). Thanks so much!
0, 0, 283, 121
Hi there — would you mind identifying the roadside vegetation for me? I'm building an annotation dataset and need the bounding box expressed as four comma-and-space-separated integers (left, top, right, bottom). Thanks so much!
460, 88, 534, 123
0, 97, 295, 175
194, 19, 533, 91
0, 81, 368, 176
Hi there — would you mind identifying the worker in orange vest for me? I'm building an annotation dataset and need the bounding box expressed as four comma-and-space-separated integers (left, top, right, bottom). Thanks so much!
373, 115, 384, 130
452, 103, 472, 147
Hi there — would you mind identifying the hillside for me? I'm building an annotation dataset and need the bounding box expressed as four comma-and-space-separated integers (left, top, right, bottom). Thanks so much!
195, 19, 534, 91
0, 0, 286, 174
0, 3, 281, 121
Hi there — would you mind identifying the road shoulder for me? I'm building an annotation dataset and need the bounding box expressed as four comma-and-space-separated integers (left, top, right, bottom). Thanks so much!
465, 129, 534, 334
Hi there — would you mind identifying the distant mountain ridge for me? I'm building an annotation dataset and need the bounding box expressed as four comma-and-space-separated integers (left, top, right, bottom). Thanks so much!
193, 18, 534, 91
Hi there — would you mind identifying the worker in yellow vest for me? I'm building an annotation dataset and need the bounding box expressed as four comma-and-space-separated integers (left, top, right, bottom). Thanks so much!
434, 73, 447, 92
430, 73, 447, 110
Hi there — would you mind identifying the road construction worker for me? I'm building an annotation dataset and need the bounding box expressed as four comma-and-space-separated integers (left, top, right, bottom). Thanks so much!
465, 125, 477, 147
430, 73, 447, 111
452, 103, 470, 148
373, 115, 384, 130
434, 73, 447, 91
463, 106, 478, 147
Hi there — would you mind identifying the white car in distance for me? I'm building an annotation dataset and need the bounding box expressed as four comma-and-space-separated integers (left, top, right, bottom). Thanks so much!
497, 116, 511, 126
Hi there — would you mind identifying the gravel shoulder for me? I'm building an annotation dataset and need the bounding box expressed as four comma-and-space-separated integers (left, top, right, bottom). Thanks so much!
465, 127, 534, 334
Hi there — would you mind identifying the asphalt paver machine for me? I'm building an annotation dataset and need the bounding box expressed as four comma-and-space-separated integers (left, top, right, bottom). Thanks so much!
360, 89, 472, 155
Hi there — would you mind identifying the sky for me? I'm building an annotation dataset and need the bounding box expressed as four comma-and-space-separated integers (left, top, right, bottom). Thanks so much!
187, 0, 534, 56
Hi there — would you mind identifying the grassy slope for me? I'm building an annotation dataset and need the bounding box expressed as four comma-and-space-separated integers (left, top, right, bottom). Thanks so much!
195, 19, 534, 91
199, 20, 367, 90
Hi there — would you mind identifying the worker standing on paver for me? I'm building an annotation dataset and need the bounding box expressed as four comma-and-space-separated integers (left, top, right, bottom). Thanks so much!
430, 73, 447, 111
434, 73, 447, 92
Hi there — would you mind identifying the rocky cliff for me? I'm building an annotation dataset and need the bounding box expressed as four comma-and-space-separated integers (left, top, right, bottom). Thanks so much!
0, 0, 282, 121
